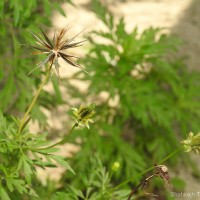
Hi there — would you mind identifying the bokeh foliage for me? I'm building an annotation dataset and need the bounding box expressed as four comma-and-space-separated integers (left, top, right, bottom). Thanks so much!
59, 0, 200, 198
0, 0, 199, 199
0, 0, 72, 122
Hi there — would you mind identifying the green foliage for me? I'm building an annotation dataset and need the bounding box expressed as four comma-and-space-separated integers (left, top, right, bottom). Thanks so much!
170, 177, 186, 190
0, 0, 199, 199
81, 0, 200, 134
58, 0, 200, 197
32, 156, 130, 200
0, 0, 70, 27
0, 0, 72, 122
68, 0, 200, 156
0, 111, 74, 199
64, 156, 130, 200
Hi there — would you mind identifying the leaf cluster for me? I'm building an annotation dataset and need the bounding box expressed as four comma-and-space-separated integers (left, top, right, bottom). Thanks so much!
0, 112, 74, 199
59, 0, 200, 196
79, 0, 200, 155
0, 0, 71, 123
31, 156, 130, 200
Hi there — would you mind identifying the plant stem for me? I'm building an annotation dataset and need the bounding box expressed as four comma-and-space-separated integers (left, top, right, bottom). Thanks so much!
115, 146, 183, 189
37, 123, 77, 150
50, 123, 77, 148
17, 67, 51, 134
157, 146, 183, 164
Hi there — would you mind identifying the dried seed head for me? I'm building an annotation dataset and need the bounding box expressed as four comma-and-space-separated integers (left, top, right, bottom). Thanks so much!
155, 164, 171, 188
155, 165, 169, 178
28, 27, 86, 79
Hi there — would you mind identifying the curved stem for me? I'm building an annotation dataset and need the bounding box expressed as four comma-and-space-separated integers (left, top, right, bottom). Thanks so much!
157, 146, 183, 164
127, 174, 156, 200
49, 123, 77, 148
115, 146, 183, 190
17, 66, 51, 134
36, 123, 77, 150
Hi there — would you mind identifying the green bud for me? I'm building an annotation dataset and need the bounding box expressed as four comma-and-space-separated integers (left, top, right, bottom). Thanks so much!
112, 162, 120, 172
71, 103, 95, 129
181, 132, 200, 154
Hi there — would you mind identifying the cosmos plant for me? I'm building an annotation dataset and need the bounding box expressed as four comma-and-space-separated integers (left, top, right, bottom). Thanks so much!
18, 27, 86, 134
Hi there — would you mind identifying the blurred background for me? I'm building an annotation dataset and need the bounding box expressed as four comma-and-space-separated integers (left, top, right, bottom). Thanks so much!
0, 0, 199, 199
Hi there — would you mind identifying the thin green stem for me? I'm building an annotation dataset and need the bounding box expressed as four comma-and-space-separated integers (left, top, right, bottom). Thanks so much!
157, 146, 183, 164
37, 123, 77, 150
115, 146, 183, 189
17, 67, 51, 134
49, 123, 77, 148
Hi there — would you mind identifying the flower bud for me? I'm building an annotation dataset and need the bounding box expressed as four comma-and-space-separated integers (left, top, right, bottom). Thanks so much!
111, 162, 120, 172
71, 103, 95, 129
181, 132, 200, 154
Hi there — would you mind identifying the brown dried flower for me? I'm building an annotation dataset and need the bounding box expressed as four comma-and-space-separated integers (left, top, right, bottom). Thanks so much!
154, 164, 171, 188
127, 164, 171, 200
29, 27, 85, 79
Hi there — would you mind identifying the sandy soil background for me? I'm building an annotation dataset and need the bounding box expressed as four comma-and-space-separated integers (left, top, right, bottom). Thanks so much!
35, 0, 200, 199
52, 0, 200, 71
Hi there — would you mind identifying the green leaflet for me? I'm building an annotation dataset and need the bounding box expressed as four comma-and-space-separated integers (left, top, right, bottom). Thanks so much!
0, 186, 11, 200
